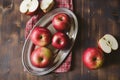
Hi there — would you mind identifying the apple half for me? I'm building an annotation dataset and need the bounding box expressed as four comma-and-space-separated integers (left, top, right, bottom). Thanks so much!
98, 34, 118, 53
40, 0, 54, 13
19, 0, 39, 15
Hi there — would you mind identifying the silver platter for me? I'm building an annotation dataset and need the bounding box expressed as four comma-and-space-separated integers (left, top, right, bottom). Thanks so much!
22, 8, 78, 76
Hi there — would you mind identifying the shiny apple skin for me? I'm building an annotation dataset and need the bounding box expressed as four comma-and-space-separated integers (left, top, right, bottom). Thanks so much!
52, 32, 69, 49
30, 47, 53, 68
52, 13, 70, 32
82, 47, 104, 69
30, 27, 52, 47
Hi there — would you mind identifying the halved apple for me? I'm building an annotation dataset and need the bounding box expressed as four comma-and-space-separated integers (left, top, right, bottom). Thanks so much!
40, 0, 54, 13
98, 34, 118, 53
19, 0, 39, 16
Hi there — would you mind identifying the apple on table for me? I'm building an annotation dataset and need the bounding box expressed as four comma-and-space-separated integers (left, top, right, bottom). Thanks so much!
98, 34, 118, 53
30, 47, 53, 68
30, 27, 52, 47
40, 0, 55, 13
52, 13, 71, 32
19, 0, 40, 16
82, 47, 104, 70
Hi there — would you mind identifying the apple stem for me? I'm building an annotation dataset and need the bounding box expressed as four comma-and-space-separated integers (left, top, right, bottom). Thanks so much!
39, 57, 43, 61
58, 17, 63, 21
92, 57, 97, 61
39, 35, 43, 39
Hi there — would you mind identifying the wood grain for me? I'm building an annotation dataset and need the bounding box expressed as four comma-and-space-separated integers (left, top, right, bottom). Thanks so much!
0, 0, 120, 80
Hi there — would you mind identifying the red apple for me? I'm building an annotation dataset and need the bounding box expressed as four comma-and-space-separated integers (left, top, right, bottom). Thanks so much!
19, 0, 40, 16
52, 13, 70, 32
82, 47, 104, 69
52, 32, 69, 49
30, 27, 52, 47
30, 47, 53, 68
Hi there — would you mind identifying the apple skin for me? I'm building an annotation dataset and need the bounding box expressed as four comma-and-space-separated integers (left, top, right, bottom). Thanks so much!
52, 32, 70, 49
82, 47, 104, 69
30, 47, 53, 68
30, 27, 52, 47
52, 13, 70, 32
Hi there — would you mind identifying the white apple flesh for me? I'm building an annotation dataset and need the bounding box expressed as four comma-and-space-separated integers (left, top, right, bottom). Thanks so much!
20, 0, 39, 15
40, 0, 54, 13
98, 34, 118, 53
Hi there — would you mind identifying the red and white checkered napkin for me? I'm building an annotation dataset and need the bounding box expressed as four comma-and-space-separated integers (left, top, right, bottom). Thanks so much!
25, 0, 73, 73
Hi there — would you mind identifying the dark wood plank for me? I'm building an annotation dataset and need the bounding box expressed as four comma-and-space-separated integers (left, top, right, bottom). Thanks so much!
0, 0, 120, 80
74, 0, 120, 80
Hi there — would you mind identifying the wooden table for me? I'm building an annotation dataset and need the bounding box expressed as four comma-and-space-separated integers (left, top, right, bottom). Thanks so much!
1, 0, 120, 80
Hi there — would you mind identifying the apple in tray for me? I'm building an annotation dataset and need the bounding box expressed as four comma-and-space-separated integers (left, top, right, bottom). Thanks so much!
98, 34, 118, 53
19, 0, 39, 16
52, 32, 70, 49
30, 27, 52, 47
30, 47, 53, 68
82, 48, 104, 69
52, 13, 71, 32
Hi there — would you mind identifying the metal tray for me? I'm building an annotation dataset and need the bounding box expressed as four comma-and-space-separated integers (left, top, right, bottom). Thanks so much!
22, 8, 78, 76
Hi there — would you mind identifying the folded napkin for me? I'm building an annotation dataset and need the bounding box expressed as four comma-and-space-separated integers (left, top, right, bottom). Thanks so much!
25, 0, 73, 73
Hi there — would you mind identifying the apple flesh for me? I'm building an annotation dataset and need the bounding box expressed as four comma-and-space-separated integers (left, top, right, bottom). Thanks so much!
52, 32, 70, 49
52, 13, 70, 32
19, 0, 39, 16
40, 0, 55, 13
82, 48, 104, 69
30, 47, 53, 68
30, 27, 52, 47
98, 34, 118, 53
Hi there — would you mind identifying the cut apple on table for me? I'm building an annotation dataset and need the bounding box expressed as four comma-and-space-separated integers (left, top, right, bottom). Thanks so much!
19, 0, 39, 16
40, 0, 55, 13
98, 34, 118, 53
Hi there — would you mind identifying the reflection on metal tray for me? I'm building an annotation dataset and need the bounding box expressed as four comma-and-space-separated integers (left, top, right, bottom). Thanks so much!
22, 8, 78, 76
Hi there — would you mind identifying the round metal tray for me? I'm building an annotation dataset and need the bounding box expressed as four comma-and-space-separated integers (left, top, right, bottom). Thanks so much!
22, 8, 78, 76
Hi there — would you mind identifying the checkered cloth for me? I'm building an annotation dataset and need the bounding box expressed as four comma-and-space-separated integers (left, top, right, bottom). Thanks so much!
25, 0, 73, 73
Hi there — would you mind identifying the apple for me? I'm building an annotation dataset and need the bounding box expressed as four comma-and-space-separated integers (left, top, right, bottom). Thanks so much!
98, 34, 118, 53
52, 32, 70, 49
40, 0, 55, 13
30, 47, 53, 68
19, 0, 39, 16
30, 27, 52, 47
82, 48, 104, 69
52, 13, 70, 32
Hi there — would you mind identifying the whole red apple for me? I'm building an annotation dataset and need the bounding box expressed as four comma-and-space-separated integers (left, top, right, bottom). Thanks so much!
30, 27, 52, 47
52, 13, 70, 32
30, 47, 53, 68
52, 32, 69, 49
19, 0, 40, 16
82, 47, 104, 69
